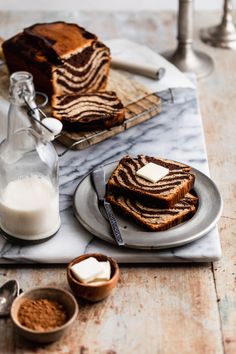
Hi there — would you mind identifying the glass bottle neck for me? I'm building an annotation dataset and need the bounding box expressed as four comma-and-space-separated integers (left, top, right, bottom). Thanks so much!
9, 71, 35, 106
7, 72, 41, 141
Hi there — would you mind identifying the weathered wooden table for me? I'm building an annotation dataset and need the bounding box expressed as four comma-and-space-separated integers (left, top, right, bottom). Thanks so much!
0, 11, 235, 354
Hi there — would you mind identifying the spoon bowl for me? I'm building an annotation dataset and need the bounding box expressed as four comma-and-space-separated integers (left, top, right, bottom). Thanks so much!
0, 280, 20, 317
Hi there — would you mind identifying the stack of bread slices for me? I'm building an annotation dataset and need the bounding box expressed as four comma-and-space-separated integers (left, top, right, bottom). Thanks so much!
106, 155, 198, 231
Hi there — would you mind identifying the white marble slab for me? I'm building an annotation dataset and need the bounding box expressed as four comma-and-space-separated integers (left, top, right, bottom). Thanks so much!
0, 38, 221, 264
0, 83, 221, 264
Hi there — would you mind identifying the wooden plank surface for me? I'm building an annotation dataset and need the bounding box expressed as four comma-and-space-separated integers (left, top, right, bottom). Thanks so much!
0, 10, 235, 354
198, 37, 236, 353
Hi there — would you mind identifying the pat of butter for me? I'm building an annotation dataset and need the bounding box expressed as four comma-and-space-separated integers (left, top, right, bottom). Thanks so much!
136, 162, 169, 183
89, 261, 111, 284
71, 257, 104, 283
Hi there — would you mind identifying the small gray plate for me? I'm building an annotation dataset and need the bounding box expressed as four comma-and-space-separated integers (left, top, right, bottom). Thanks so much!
73, 162, 223, 250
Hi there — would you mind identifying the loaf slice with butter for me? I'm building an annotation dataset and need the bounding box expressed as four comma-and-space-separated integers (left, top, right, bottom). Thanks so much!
107, 155, 195, 208
106, 192, 198, 231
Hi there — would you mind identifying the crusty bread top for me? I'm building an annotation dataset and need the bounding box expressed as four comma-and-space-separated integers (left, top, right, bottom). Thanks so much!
107, 155, 195, 207
3, 22, 100, 64
24, 22, 97, 60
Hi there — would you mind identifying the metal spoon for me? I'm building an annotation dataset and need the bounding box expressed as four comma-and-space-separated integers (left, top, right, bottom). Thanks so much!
0, 280, 20, 317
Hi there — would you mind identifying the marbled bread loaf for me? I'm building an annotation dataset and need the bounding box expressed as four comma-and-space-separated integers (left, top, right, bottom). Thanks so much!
2, 21, 110, 97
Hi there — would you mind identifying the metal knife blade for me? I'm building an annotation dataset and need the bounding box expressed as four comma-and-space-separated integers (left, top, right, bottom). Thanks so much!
92, 169, 106, 201
91, 168, 124, 246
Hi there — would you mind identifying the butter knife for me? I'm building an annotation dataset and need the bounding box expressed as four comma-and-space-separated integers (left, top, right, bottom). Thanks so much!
91, 169, 124, 246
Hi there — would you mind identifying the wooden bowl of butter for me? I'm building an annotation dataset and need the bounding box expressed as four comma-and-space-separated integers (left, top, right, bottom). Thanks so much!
67, 253, 120, 302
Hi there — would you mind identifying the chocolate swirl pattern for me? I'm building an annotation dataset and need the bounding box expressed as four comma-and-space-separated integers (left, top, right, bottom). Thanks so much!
53, 42, 110, 95
107, 155, 195, 207
51, 91, 125, 130
107, 193, 198, 231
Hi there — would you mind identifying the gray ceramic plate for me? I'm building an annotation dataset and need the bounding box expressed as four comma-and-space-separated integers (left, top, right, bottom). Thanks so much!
73, 162, 223, 250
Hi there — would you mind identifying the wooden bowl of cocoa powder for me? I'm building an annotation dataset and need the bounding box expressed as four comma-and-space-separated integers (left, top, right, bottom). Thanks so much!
10, 287, 78, 343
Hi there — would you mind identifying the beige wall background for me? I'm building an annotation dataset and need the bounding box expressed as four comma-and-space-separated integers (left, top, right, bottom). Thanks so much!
0, 0, 236, 11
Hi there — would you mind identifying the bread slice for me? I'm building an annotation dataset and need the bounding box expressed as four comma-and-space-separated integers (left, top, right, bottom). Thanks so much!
106, 192, 198, 231
51, 91, 125, 131
107, 155, 195, 207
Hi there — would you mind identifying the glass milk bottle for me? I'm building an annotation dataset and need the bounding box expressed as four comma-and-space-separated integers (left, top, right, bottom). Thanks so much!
0, 72, 61, 243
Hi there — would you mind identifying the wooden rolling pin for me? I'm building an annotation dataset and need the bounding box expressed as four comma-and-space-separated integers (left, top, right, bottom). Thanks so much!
111, 58, 166, 80
0, 37, 4, 61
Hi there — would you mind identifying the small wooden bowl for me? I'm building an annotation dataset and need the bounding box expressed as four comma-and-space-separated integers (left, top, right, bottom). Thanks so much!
67, 253, 120, 302
10, 287, 78, 343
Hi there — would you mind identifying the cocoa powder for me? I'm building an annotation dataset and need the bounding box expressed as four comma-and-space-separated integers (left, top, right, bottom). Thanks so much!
18, 298, 67, 331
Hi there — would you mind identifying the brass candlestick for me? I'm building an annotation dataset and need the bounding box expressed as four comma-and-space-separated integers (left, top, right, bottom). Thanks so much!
200, 0, 236, 49
163, 0, 214, 79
